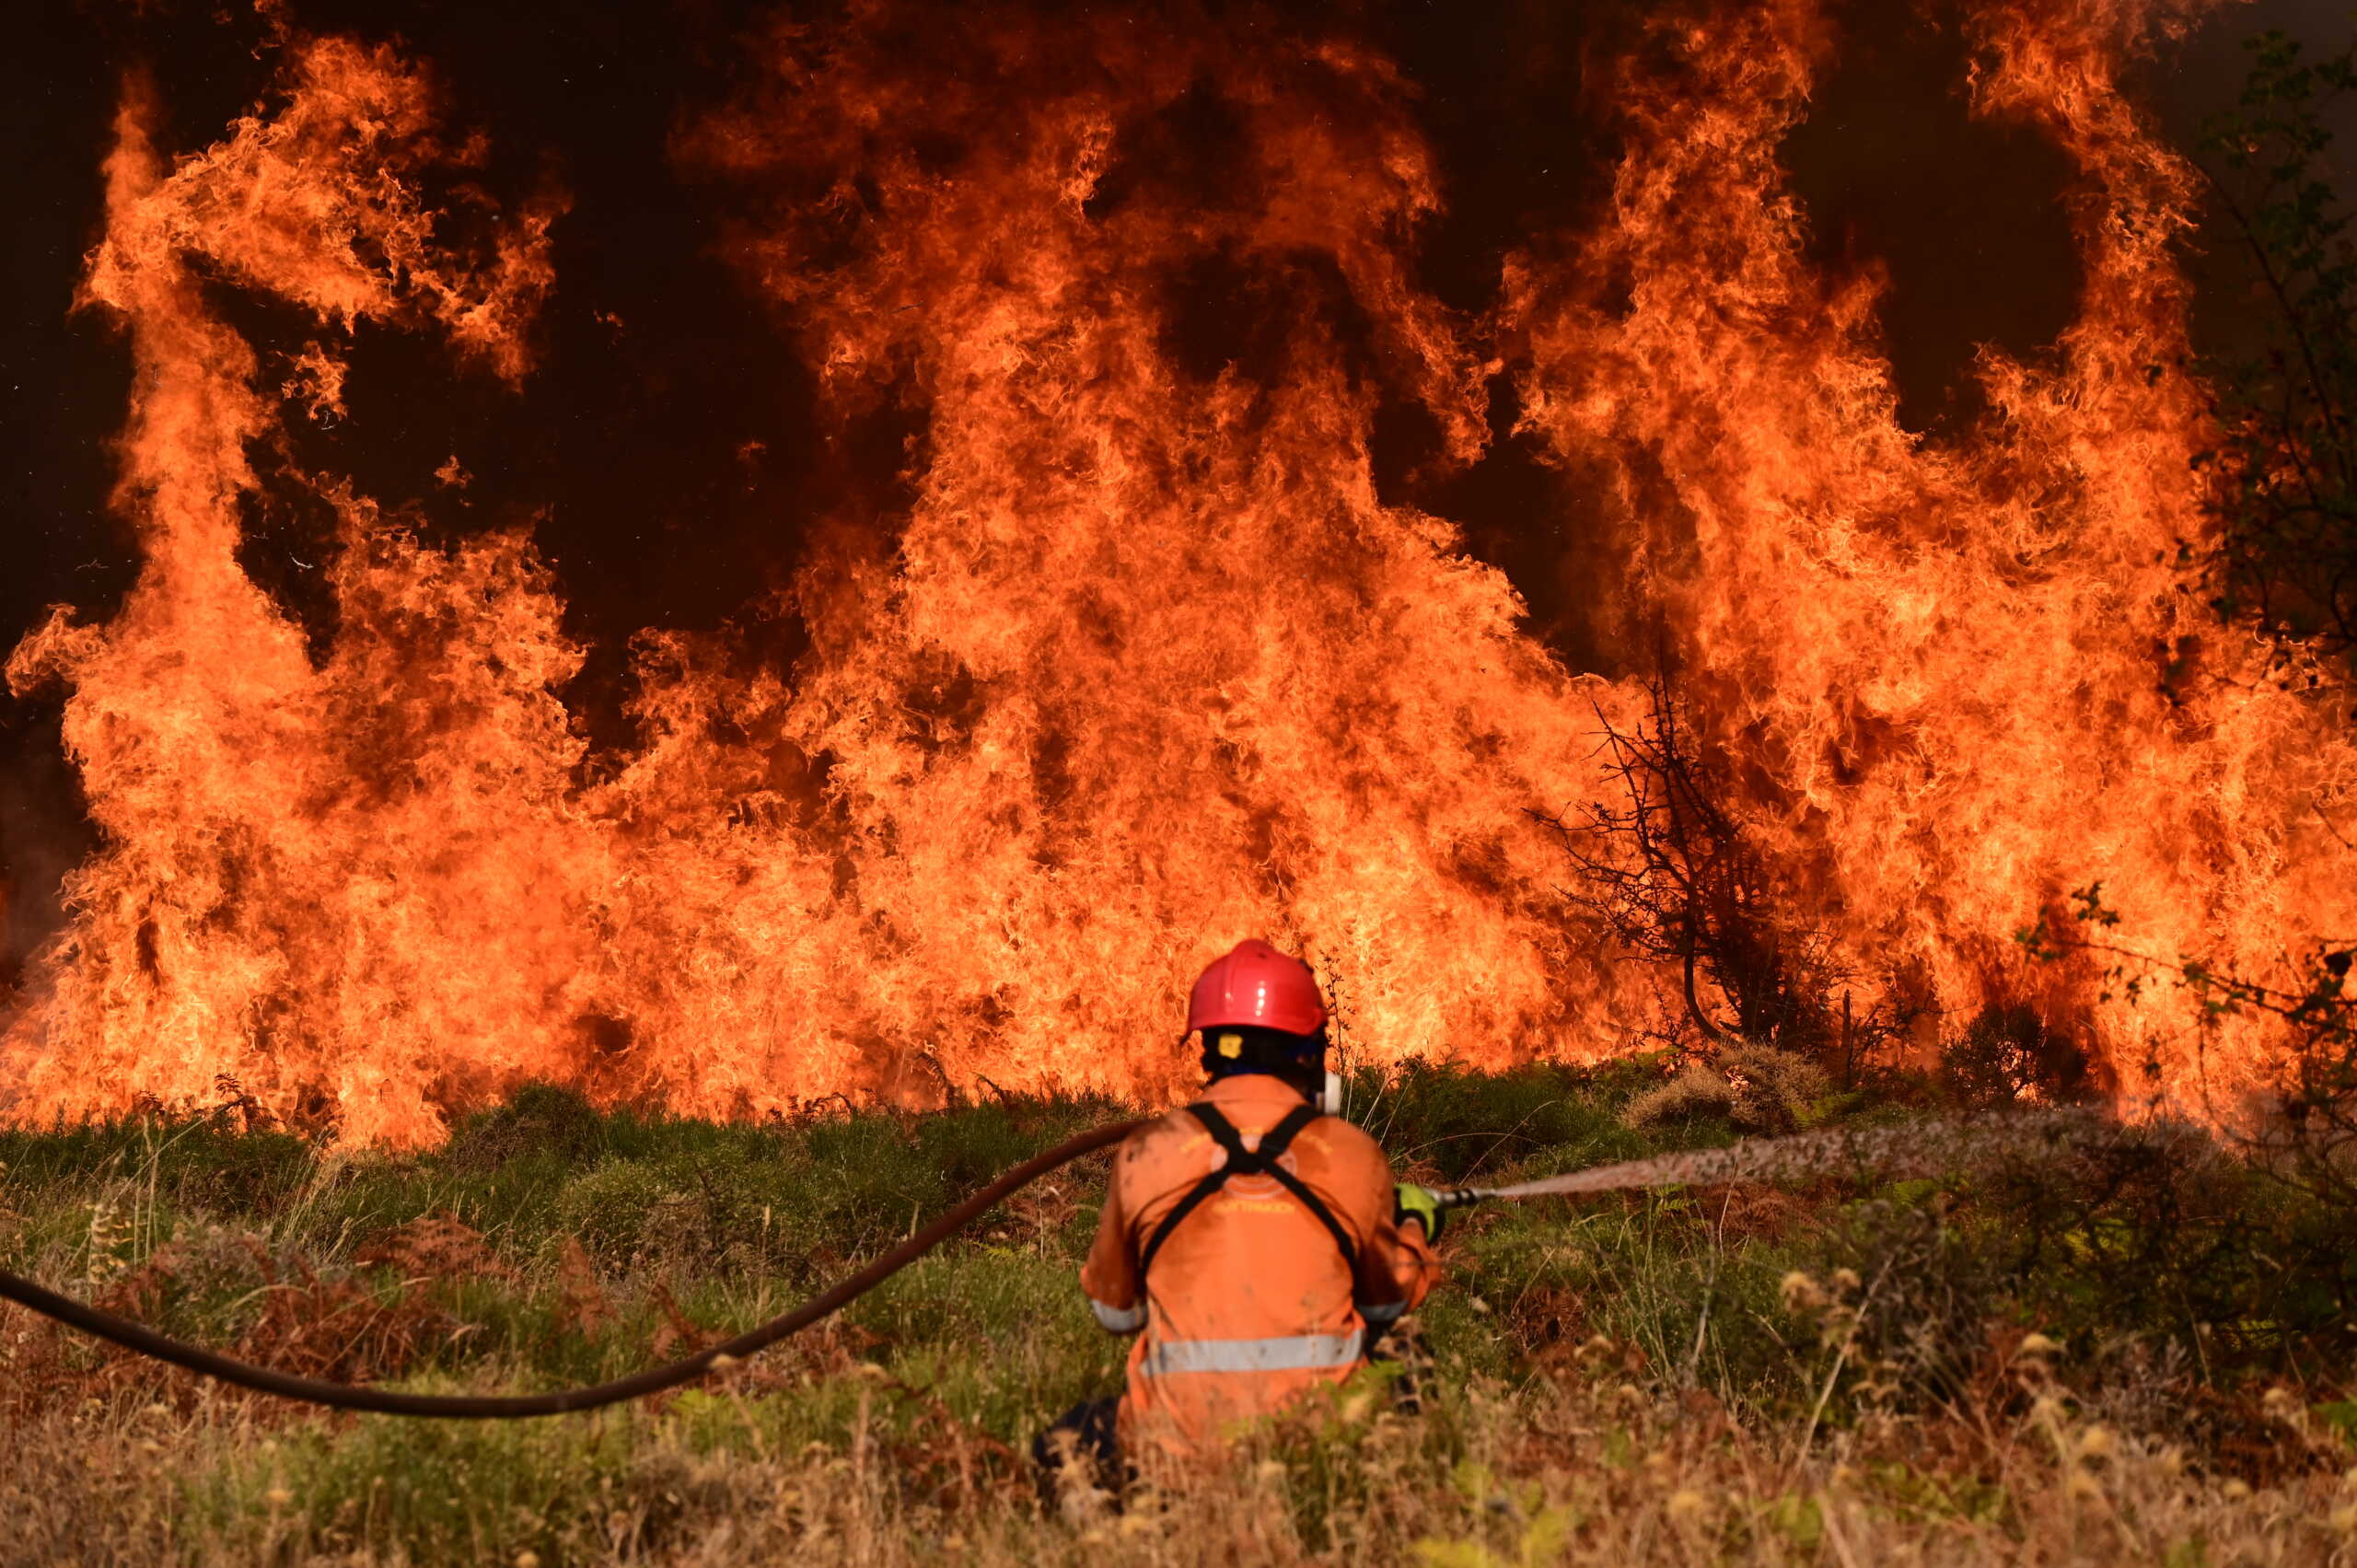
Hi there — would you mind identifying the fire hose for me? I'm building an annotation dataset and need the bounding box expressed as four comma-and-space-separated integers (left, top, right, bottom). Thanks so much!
0, 1119, 1144, 1418
0, 1108, 2106, 1419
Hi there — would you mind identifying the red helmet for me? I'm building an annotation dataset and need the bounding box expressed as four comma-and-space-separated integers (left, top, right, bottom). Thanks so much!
1186, 940, 1327, 1036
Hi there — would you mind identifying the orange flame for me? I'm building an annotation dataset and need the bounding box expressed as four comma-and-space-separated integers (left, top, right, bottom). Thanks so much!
1508, 0, 2357, 1108
5, 3, 2350, 1144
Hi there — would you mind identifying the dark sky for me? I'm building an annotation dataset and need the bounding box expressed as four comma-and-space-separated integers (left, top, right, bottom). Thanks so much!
2, 0, 2350, 971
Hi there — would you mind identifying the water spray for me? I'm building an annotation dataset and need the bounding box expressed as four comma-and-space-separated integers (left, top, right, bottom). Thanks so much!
1428, 1108, 2119, 1211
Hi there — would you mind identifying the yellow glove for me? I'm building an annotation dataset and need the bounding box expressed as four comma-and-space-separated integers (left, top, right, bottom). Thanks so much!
1394, 1181, 1444, 1243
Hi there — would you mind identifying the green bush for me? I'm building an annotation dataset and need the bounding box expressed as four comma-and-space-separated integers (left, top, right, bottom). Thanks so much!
553, 1161, 692, 1270
1355, 1061, 1646, 1183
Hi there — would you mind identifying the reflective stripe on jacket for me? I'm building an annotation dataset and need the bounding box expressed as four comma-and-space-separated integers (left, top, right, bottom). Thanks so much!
1078, 1074, 1438, 1458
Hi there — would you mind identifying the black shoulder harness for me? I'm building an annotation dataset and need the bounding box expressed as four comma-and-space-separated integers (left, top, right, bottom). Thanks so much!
1136, 1101, 1358, 1280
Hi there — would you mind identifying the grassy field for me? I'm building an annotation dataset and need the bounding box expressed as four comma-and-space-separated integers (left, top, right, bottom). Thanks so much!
2, 1065, 2353, 1566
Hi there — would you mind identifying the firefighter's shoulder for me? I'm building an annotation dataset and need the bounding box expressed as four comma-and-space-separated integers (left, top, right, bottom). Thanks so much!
1115, 1104, 1207, 1167
1296, 1112, 1388, 1168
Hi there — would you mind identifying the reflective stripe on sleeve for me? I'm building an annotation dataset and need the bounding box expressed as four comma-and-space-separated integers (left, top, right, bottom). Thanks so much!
1137, 1329, 1364, 1376
1090, 1297, 1146, 1333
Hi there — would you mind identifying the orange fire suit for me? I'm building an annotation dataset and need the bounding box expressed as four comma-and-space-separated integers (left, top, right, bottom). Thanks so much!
1078, 1074, 1439, 1458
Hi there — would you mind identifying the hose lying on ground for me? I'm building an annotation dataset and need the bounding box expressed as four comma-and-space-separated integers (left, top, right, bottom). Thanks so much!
0, 1118, 1144, 1419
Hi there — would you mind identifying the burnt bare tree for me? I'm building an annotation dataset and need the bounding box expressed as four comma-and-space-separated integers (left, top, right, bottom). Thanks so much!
1535, 662, 1851, 1065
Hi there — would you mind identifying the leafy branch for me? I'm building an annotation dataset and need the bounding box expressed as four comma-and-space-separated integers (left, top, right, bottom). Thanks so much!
2021, 882, 2357, 1207
2192, 27, 2357, 682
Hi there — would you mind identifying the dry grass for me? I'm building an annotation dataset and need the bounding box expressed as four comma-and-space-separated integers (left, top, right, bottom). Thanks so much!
3, 1359, 2351, 1566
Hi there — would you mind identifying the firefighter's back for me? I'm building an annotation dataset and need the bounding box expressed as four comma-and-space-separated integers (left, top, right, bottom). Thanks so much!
1086, 1074, 1406, 1455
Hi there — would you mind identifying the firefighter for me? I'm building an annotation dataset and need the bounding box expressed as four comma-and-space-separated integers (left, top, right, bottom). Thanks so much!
1035, 939, 1443, 1486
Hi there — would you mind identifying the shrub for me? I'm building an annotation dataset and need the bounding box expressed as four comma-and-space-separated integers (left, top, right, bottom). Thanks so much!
1624, 1044, 1829, 1134
441, 1082, 613, 1170
1355, 1061, 1643, 1184
552, 1161, 689, 1270
1938, 1005, 2092, 1108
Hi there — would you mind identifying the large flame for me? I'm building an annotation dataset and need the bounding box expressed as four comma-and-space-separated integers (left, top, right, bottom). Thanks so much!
4, 0, 2350, 1144
1508, 0, 2357, 1106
